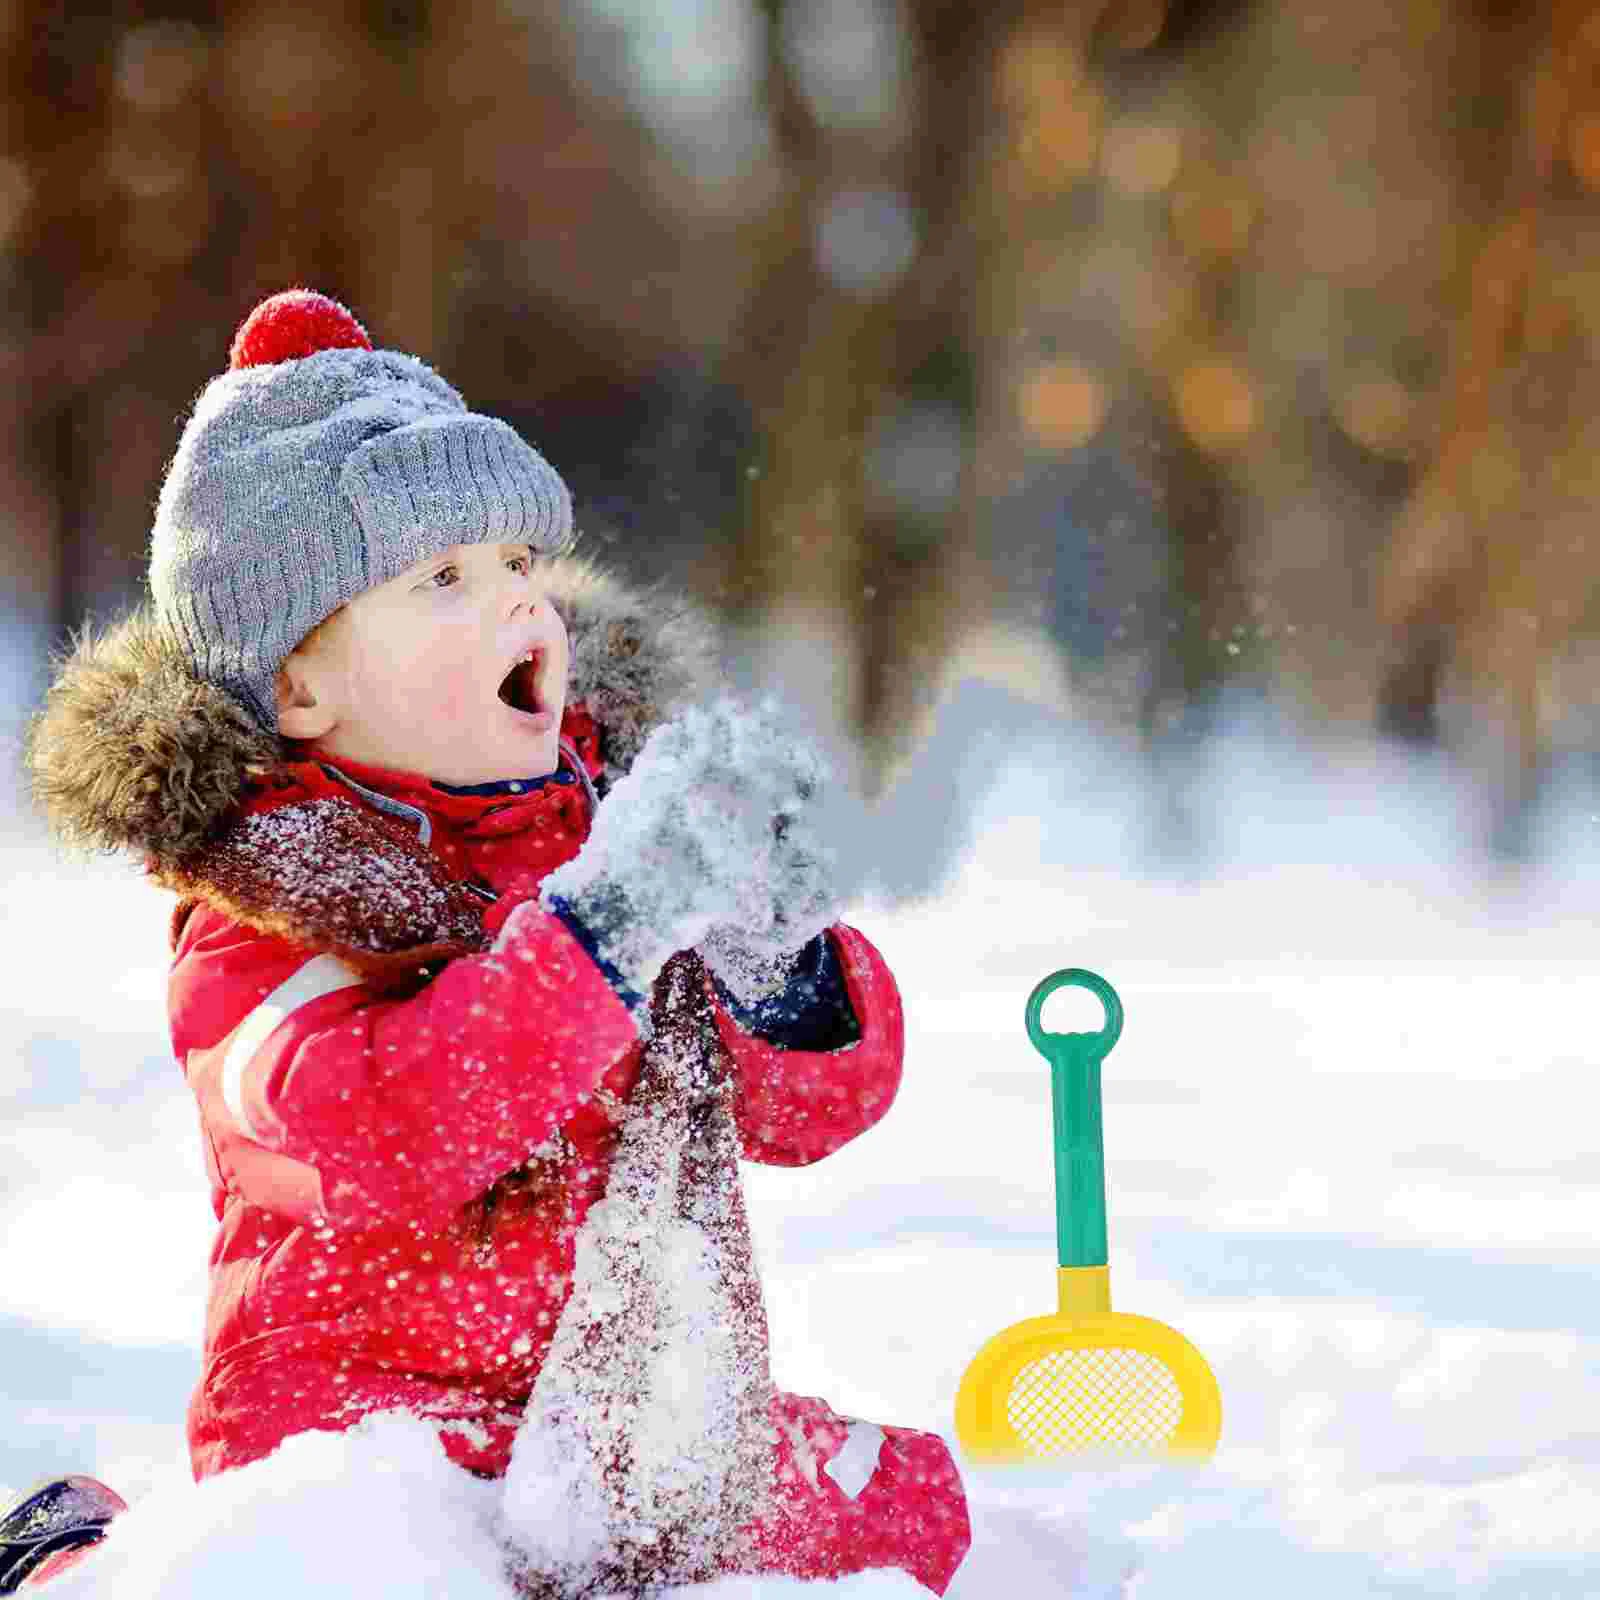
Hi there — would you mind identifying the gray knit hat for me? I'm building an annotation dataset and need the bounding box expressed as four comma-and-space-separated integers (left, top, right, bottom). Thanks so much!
149, 289, 575, 733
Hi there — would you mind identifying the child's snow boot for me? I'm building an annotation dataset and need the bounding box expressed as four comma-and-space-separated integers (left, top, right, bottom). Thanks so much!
0, 1477, 126, 1592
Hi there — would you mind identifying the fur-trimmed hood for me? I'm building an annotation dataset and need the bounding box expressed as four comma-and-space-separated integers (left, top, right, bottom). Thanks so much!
24, 550, 725, 874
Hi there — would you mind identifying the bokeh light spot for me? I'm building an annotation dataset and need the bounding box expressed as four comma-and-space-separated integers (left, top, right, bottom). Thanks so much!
1018, 96, 1102, 189
782, 0, 907, 133
1176, 361, 1259, 451
1000, 33, 1101, 192
1102, 123, 1183, 195
816, 187, 919, 297
114, 21, 210, 112
1020, 361, 1108, 451
1569, 112, 1600, 191
866, 403, 965, 521
1337, 372, 1417, 459
227, 12, 352, 131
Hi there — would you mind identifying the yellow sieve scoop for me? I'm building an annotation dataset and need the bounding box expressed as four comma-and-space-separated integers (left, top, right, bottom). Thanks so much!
954, 969, 1222, 1465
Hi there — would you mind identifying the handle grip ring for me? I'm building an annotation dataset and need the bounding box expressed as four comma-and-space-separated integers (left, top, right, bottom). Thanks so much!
1025, 968, 1123, 1060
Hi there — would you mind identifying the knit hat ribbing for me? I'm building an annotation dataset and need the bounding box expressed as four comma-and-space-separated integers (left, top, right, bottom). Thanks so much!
149, 290, 575, 733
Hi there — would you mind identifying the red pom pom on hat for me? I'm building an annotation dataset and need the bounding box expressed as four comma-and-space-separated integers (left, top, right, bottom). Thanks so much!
228, 288, 373, 370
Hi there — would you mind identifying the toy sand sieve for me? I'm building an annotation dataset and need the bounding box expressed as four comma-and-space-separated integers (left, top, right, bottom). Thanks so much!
954, 969, 1222, 1464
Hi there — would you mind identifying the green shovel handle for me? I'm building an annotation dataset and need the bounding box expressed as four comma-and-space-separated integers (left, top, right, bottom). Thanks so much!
1025, 969, 1123, 1271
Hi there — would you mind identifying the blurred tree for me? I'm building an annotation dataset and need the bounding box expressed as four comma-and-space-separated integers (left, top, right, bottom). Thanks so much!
4, 0, 1600, 862
1377, 0, 1600, 848
718, 1, 998, 787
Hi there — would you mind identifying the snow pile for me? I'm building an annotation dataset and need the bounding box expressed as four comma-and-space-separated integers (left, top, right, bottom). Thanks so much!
35, 1409, 1600, 1598
40, 1413, 504, 1600
40, 1412, 928, 1599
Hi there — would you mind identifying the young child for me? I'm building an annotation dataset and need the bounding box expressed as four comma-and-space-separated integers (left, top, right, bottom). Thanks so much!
21, 291, 971, 1596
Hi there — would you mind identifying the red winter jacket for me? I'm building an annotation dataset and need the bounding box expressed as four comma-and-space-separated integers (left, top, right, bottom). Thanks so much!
170, 723, 905, 1482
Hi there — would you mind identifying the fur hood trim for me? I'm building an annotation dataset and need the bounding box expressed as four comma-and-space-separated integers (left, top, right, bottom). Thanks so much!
166, 795, 495, 989
25, 550, 725, 872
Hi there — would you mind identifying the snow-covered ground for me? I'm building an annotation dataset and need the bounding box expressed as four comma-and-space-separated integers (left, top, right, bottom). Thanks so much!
3, 681, 1597, 1597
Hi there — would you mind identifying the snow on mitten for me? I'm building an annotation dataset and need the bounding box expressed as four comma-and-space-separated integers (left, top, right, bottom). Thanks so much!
698, 928, 800, 1011
538, 694, 829, 1005
698, 918, 840, 1011
694, 703, 867, 1003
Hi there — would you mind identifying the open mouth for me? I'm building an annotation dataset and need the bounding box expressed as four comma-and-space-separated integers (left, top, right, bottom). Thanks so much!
497, 650, 546, 717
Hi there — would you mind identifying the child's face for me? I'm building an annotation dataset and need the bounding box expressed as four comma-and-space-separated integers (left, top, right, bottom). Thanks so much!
276, 542, 569, 786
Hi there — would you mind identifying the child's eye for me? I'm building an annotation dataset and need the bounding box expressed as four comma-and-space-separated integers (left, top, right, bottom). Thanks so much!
422, 564, 460, 590
506, 552, 532, 577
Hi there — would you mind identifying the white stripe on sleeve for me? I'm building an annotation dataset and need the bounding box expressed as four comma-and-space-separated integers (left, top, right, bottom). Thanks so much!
220, 954, 365, 1139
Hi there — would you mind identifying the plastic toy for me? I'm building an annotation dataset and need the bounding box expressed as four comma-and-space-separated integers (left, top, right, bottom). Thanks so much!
954, 968, 1222, 1463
